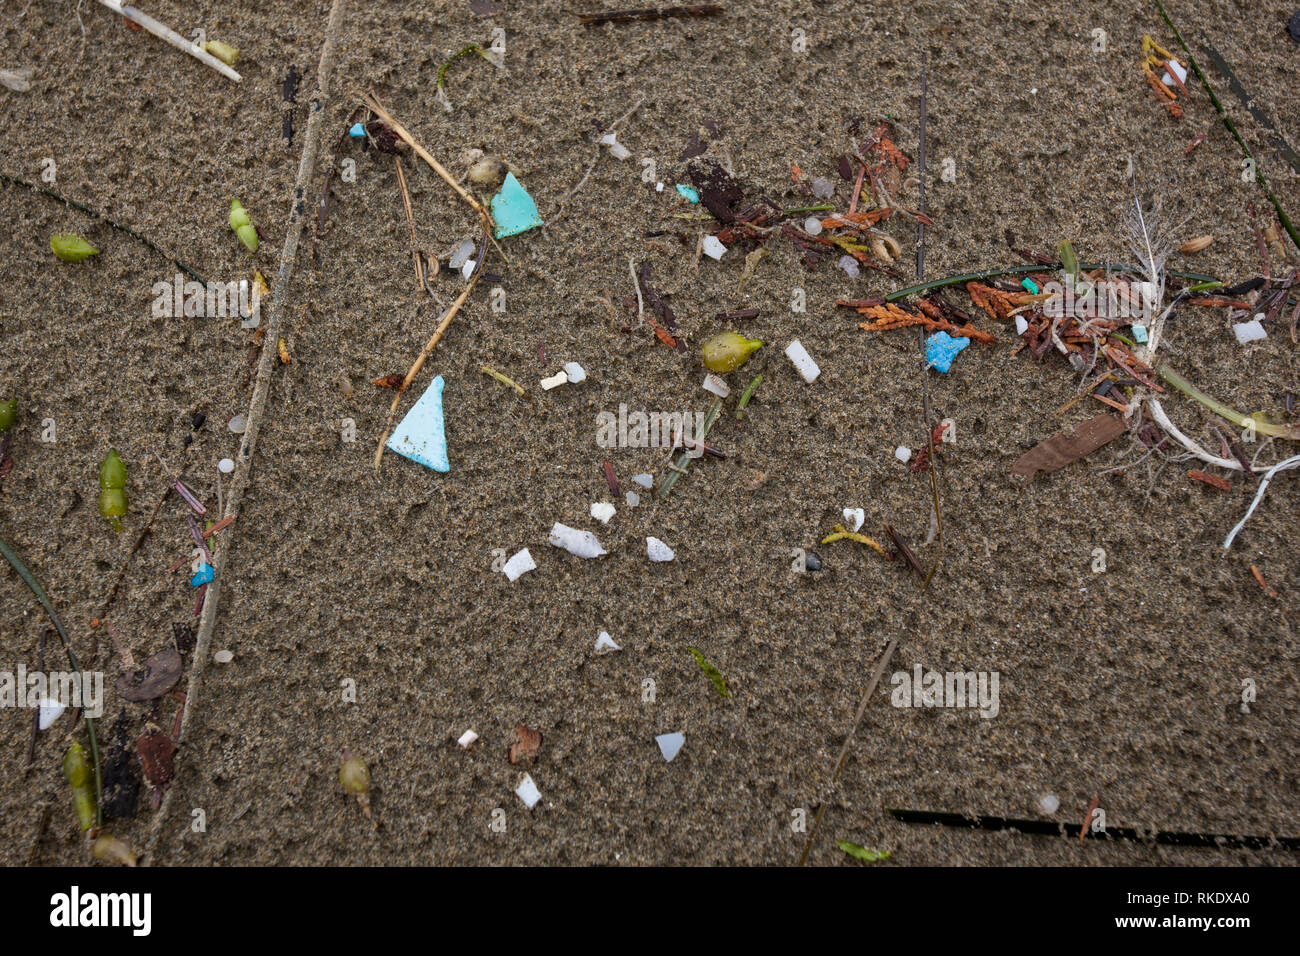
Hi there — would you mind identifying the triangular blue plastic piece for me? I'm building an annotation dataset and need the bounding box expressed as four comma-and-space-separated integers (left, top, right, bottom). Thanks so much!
386, 375, 449, 472
490, 173, 543, 239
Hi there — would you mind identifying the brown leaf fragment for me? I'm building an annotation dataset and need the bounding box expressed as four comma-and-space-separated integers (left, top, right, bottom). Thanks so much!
1187, 470, 1231, 491
116, 647, 183, 702
136, 726, 177, 801
372, 373, 404, 389
509, 724, 543, 764
1010, 414, 1127, 483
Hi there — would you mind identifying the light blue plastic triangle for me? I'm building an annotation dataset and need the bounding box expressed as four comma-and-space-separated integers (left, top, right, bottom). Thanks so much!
386, 375, 449, 472
490, 173, 543, 239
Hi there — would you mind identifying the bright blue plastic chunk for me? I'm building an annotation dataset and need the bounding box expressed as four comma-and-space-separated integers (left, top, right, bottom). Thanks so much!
348, 122, 366, 138
386, 375, 449, 472
676, 184, 700, 203
490, 173, 543, 239
190, 563, 214, 587
1021, 278, 1039, 294
1131, 324, 1149, 343
925, 331, 970, 373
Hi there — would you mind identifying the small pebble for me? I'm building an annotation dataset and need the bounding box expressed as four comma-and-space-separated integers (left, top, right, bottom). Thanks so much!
895, 446, 912, 464
655, 732, 685, 762
804, 552, 823, 572
646, 537, 675, 562
625, 491, 640, 507
594, 631, 622, 654
191, 412, 206, 429
217, 458, 235, 474
1038, 793, 1060, 814
516, 773, 541, 809
837, 255, 860, 279
502, 548, 536, 582
590, 501, 616, 524
803, 217, 823, 236
213, 649, 234, 664
457, 729, 479, 749
563, 361, 587, 383
228, 415, 246, 434
784, 340, 821, 383
702, 373, 731, 398
1290, 11, 1300, 43
1233, 318, 1267, 345
701, 236, 727, 260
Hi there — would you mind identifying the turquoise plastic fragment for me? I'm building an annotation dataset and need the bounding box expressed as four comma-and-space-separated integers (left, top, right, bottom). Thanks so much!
348, 122, 366, 138
925, 331, 970, 373
676, 184, 700, 203
1131, 324, 1149, 343
386, 375, 449, 472
490, 173, 543, 239
190, 563, 214, 587
1021, 277, 1039, 294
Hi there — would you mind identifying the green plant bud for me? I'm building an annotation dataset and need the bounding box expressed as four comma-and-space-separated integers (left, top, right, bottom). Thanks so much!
340, 755, 370, 795
63, 742, 96, 831
236, 224, 258, 254
0, 398, 16, 432
203, 40, 240, 66
50, 234, 100, 262
99, 449, 126, 490
701, 332, 763, 373
228, 199, 250, 230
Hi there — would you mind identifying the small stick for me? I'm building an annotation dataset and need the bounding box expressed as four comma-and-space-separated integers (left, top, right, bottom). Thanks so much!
735, 374, 762, 419
96, 0, 241, 82
479, 364, 525, 395
394, 154, 431, 295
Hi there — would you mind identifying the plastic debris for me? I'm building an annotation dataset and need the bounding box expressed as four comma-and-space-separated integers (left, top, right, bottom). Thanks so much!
842, 508, 865, 533
549, 522, 607, 558
1233, 318, 1267, 345
386, 375, 449, 472
37, 698, 66, 731
701, 235, 727, 260
457, 729, 479, 749
515, 773, 541, 809
540, 371, 568, 390
675, 184, 700, 202
217, 457, 235, 474
1131, 324, 1149, 344
599, 133, 631, 160
502, 547, 536, 582
646, 536, 675, 562
924, 331, 970, 373
1014, 315, 1029, 336
213, 649, 234, 664
590, 501, 616, 524
448, 238, 475, 270
784, 340, 820, 383
811, 178, 834, 199
895, 446, 912, 464
348, 122, 366, 138
190, 563, 214, 587
803, 216, 823, 236
1021, 277, 1039, 294
632, 473, 654, 489
563, 361, 587, 383
594, 631, 621, 654
838, 255, 860, 279
1038, 793, 1060, 814
702, 373, 731, 398
655, 732, 685, 762
490, 173, 543, 238
228, 415, 247, 434
1162, 59, 1188, 87
625, 491, 640, 506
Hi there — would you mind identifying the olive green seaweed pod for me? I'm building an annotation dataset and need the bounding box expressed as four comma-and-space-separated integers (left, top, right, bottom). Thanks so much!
701, 332, 763, 373
98, 449, 128, 531
229, 199, 258, 254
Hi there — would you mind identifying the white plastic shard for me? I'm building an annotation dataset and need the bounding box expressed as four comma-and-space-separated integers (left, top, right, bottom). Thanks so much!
895, 446, 912, 464
594, 631, 622, 654
632, 473, 654, 489
516, 773, 541, 809
549, 522, 607, 558
37, 698, 65, 731
1014, 315, 1029, 336
590, 502, 616, 524
655, 732, 685, 762
448, 238, 475, 270
702, 373, 731, 398
1162, 60, 1188, 87
563, 362, 587, 383
646, 536, 675, 562
843, 508, 865, 533
625, 491, 640, 506
540, 371, 568, 390
502, 548, 536, 582
1233, 318, 1267, 345
458, 729, 479, 749
599, 132, 631, 160
386, 375, 449, 472
784, 339, 820, 383
702, 235, 727, 260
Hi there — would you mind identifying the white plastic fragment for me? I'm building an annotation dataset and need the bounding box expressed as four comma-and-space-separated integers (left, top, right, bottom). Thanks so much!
632, 473, 654, 489
213, 649, 234, 664
1233, 318, 1267, 345
837, 255, 859, 279
895, 446, 912, 464
516, 773, 541, 809
549, 522, 607, 558
784, 340, 820, 383
702, 373, 731, 398
502, 547, 536, 582
563, 361, 587, 383
448, 238, 475, 269
655, 732, 685, 762
36, 698, 65, 731
1162, 60, 1188, 87
655, 181, 664, 192
594, 631, 622, 654
228, 415, 246, 434
1038, 792, 1060, 814
458, 729, 479, 749
701, 235, 727, 260
541, 371, 569, 390
625, 491, 640, 507
646, 537, 675, 562
1014, 315, 1029, 336
461, 259, 475, 280
811, 178, 834, 199
842, 508, 865, 533
599, 132, 631, 160
803, 216, 823, 236
590, 501, 616, 524
217, 457, 235, 474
